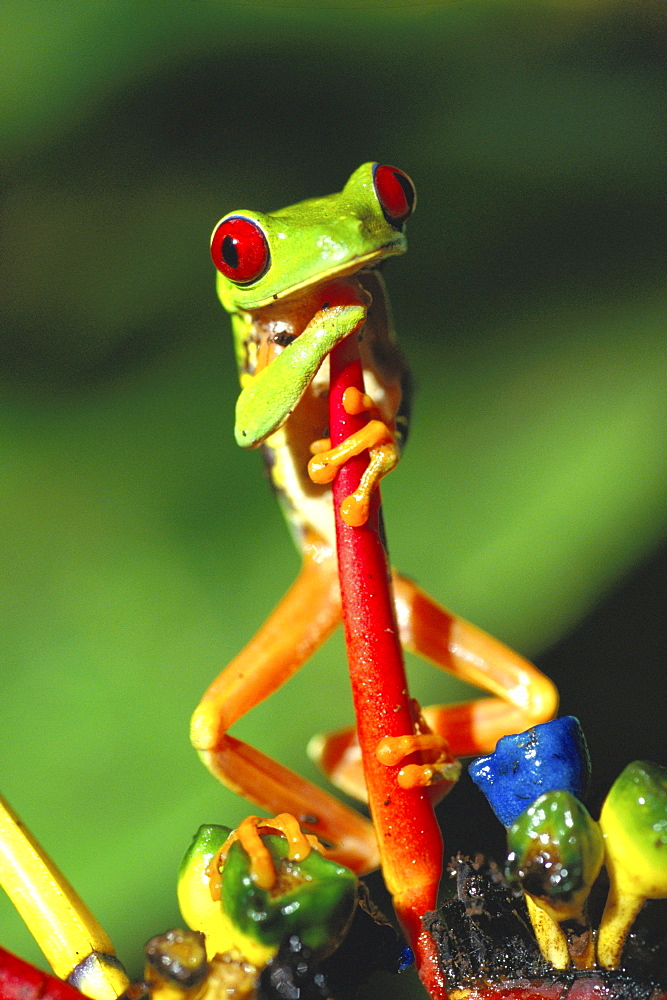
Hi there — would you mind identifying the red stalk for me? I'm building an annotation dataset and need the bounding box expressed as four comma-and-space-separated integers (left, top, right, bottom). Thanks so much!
328, 332, 447, 1000
0, 947, 84, 1000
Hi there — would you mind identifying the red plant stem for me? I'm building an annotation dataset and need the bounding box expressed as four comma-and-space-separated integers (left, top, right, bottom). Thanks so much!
464, 980, 667, 1000
329, 332, 448, 1000
0, 947, 84, 1000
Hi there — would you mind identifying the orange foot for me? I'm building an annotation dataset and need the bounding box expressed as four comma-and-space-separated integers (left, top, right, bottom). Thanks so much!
209, 814, 325, 894
376, 704, 461, 790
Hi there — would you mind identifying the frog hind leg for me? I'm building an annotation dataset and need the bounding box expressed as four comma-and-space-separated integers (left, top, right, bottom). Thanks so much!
309, 571, 558, 796
392, 573, 558, 756
190, 537, 379, 876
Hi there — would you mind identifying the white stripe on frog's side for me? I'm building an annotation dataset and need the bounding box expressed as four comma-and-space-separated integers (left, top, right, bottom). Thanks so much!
264, 426, 336, 551
263, 353, 336, 552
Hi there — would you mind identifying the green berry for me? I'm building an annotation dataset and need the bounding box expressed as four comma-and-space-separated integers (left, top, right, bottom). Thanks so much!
506, 790, 603, 922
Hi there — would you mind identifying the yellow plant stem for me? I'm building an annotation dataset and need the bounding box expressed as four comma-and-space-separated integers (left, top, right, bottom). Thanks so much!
524, 893, 570, 969
597, 881, 644, 969
0, 793, 128, 1000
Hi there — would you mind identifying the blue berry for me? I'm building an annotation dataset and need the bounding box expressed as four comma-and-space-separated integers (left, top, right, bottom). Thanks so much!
468, 716, 591, 828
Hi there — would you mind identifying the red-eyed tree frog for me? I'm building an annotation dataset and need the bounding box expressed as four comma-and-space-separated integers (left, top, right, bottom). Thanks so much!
190, 162, 558, 883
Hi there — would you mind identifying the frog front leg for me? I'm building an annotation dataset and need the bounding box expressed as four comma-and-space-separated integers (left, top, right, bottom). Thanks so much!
235, 291, 400, 528
189, 537, 379, 878
234, 300, 367, 448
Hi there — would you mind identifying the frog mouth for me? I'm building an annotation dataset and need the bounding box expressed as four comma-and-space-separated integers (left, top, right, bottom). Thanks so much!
260, 241, 405, 308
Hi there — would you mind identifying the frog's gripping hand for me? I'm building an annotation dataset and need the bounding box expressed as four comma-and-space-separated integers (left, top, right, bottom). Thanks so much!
234, 304, 366, 448
308, 385, 400, 527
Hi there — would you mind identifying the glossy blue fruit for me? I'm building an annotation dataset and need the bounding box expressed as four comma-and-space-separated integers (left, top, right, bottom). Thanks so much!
468, 716, 591, 828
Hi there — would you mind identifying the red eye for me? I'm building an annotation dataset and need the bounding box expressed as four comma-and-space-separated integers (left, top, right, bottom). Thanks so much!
373, 165, 416, 228
210, 216, 270, 284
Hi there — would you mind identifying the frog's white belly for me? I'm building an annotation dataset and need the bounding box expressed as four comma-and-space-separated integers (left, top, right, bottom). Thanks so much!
264, 425, 336, 551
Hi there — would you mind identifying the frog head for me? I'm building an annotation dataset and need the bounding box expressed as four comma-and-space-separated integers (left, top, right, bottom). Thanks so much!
211, 162, 416, 312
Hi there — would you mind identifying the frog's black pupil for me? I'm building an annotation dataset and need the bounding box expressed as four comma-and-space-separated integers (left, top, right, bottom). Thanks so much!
394, 171, 415, 213
222, 235, 239, 270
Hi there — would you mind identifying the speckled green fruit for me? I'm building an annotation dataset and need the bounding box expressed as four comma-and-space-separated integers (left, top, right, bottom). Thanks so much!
600, 760, 667, 898
221, 834, 357, 959
506, 790, 603, 921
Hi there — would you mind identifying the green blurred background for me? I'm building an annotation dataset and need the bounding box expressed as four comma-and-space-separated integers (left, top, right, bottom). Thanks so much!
1, 3, 665, 997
